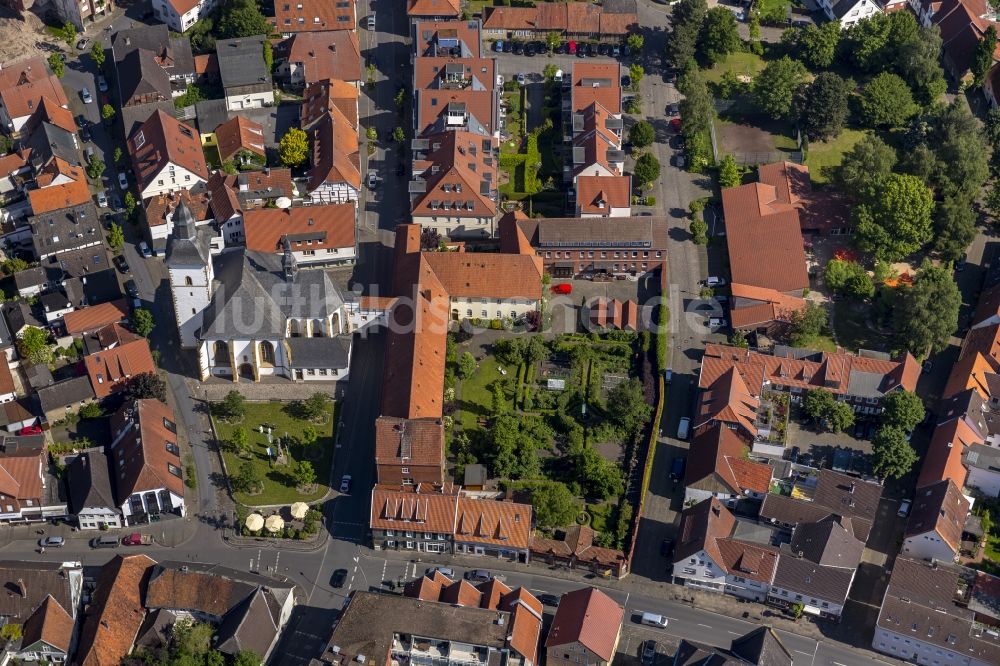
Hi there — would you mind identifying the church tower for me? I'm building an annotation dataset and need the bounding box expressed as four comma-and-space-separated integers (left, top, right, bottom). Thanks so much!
165, 201, 213, 348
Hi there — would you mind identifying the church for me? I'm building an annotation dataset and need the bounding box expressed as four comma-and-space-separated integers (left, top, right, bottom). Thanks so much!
165, 201, 354, 382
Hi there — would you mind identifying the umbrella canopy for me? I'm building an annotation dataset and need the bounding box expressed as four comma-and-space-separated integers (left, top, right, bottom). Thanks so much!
264, 515, 285, 532
290, 502, 309, 519
245, 513, 264, 531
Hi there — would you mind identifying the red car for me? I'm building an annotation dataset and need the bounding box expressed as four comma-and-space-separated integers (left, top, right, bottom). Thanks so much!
551, 283, 572, 295
670, 118, 682, 132
18, 425, 41, 435
568, 40, 577, 54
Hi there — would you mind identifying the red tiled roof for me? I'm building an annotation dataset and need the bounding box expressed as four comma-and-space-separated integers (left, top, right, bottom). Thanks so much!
370, 484, 459, 535
0, 57, 49, 89
0, 355, 13, 396
411, 130, 498, 219
24, 96, 77, 135
301, 79, 359, 128
695, 366, 760, 437
271, 0, 356, 32
917, 417, 982, 489
685, 423, 771, 495
408, 0, 461, 17
423, 252, 544, 300
0, 446, 43, 501
84, 338, 157, 399
576, 175, 630, 214
729, 283, 807, 330
27, 172, 90, 215
215, 116, 266, 162
110, 398, 185, 501
374, 416, 444, 470
281, 32, 361, 84
530, 524, 626, 568
129, 110, 209, 194
243, 204, 356, 255
455, 496, 532, 551
143, 189, 213, 228
77, 554, 156, 666
306, 102, 360, 192
440, 579, 482, 607
0, 73, 68, 123
715, 538, 780, 584
21, 595, 74, 654
545, 587, 623, 661
571, 63, 621, 115
64, 300, 129, 336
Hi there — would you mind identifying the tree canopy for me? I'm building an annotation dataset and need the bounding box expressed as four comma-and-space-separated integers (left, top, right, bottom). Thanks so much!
628, 120, 655, 148
132, 308, 155, 337
531, 482, 578, 529
787, 21, 841, 69
855, 173, 934, 262
668, 0, 707, 65
824, 259, 874, 299
698, 7, 741, 65
795, 72, 851, 141
278, 127, 309, 167
933, 193, 978, 263
18, 326, 52, 365
801, 389, 855, 433
895, 26, 947, 106
123, 372, 168, 402
859, 72, 918, 128
216, 0, 271, 39
606, 378, 652, 440
753, 57, 808, 120
973, 25, 997, 86
633, 152, 661, 188
838, 134, 897, 200
893, 259, 960, 355
718, 154, 741, 188
871, 426, 918, 480
881, 391, 925, 433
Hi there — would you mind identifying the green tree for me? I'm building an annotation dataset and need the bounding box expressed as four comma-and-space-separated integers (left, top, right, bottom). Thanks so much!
894, 259, 961, 355
124, 191, 137, 214
394, 87, 407, 109
731, 329, 750, 348
789, 302, 829, 346
896, 26, 947, 105
132, 308, 155, 337
279, 127, 309, 167
61, 22, 76, 46
698, 7, 740, 65
91, 42, 106, 69
855, 173, 934, 262
628, 63, 645, 89
458, 352, 476, 379
123, 372, 167, 402
113, 146, 124, 165
2, 257, 27, 275
628, 120, 655, 148
542, 63, 558, 81
747, 12, 763, 55
79, 402, 104, 419
926, 101, 990, 201
219, 390, 247, 421
677, 65, 716, 173
301, 424, 318, 445
173, 620, 215, 657
627, 33, 644, 52
881, 391, 925, 432
795, 72, 851, 141
233, 651, 262, 666
576, 446, 624, 500
217, 0, 271, 39
0, 624, 22, 642
295, 392, 328, 421
293, 461, 317, 487
753, 57, 808, 120
717, 154, 741, 188
860, 72, 918, 128
973, 25, 997, 86
871, 426, 918, 480
491, 380, 507, 415
842, 11, 918, 72
101, 103, 115, 122
222, 159, 239, 175
802, 389, 836, 422
262, 39, 273, 71
18, 326, 53, 365
546, 31, 562, 52
933, 194, 978, 263
668, 0, 708, 64
826, 401, 856, 433
232, 463, 261, 494
633, 152, 661, 188
838, 134, 897, 200
86, 155, 105, 180
824, 259, 874, 299
47, 53, 64, 78
106, 223, 124, 252
790, 21, 841, 69
393, 126, 406, 143
606, 378, 652, 438
530, 482, 578, 528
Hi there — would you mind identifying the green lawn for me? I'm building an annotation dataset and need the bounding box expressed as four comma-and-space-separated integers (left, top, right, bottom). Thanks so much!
705, 52, 766, 84
458, 356, 504, 433
213, 401, 337, 506
790, 333, 838, 353
805, 129, 865, 185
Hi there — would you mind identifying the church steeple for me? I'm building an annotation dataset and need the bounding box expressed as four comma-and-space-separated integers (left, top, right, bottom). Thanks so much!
282, 237, 298, 280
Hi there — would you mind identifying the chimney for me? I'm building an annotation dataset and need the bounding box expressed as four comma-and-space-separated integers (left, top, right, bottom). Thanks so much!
16, 578, 26, 598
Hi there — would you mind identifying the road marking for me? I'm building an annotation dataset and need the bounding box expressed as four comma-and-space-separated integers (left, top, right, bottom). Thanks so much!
832, 662, 847, 665
727, 631, 740, 635
697, 623, 712, 628
793, 651, 812, 656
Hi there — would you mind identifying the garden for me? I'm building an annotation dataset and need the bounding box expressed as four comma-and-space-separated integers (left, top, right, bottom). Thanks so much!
445, 330, 657, 550
211, 391, 337, 505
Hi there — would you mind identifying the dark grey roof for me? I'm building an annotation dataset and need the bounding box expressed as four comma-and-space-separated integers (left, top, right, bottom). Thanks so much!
830, 0, 866, 19
66, 448, 117, 513
602, 0, 637, 13
112, 24, 194, 98
46, 247, 111, 281
771, 555, 854, 605
845, 370, 888, 398
36, 376, 96, 415
285, 337, 350, 369
2, 301, 44, 335
0, 309, 12, 351
729, 627, 793, 666
29, 204, 101, 257
215, 588, 280, 657
134, 608, 177, 651
520, 216, 668, 247
66, 269, 123, 306
464, 463, 487, 486
165, 201, 212, 267
25, 122, 81, 169
0, 561, 78, 621
809, 470, 882, 542
14, 267, 47, 292
216, 36, 272, 90
24, 364, 54, 390
194, 98, 229, 135
937, 387, 986, 426
787, 518, 864, 569
0, 399, 35, 428
964, 442, 1000, 473
199, 248, 346, 340
39, 290, 72, 314
123, 102, 176, 141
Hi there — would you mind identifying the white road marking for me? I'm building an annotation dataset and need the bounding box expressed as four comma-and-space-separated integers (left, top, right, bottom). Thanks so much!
833, 661, 847, 665
727, 631, 740, 635
793, 651, 812, 656
697, 623, 712, 628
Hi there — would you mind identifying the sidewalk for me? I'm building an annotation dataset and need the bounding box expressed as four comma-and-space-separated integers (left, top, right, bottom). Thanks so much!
222, 527, 329, 552
0, 513, 198, 549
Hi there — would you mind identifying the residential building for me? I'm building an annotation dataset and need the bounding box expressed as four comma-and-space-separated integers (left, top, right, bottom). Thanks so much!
0, 57, 68, 133
409, 130, 499, 237
84, 337, 157, 399
0, 400, 37, 434
902, 479, 972, 562
0, 436, 65, 522
499, 213, 668, 279
26, 164, 92, 216
37, 268, 122, 326
28, 202, 102, 260
76, 554, 157, 666
144, 561, 296, 661
568, 63, 623, 182
928, 0, 1000, 84
4, 594, 75, 665
873, 557, 1000, 666
759, 469, 883, 543
216, 36, 274, 111
111, 25, 195, 136
575, 175, 631, 217
817, 0, 883, 28
167, 202, 354, 380
46, 0, 111, 31
210, 168, 296, 245
15, 246, 111, 298
35, 376, 97, 424
301, 79, 361, 205
0, 356, 14, 404
531, 525, 628, 578
481, 2, 638, 41
370, 483, 533, 561
587, 298, 639, 332
674, 627, 793, 666
407, 0, 462, 21
683, 423, 772, 506
423, 250, 543, 323
242, 204, 357, 267
964, 442, 1000, 496
271, 0, 357, 35
213, 115, 265, 164
129, 110, 209, 199
275, 31, 361, 88
374, 416, 445, 485
66, 447, 122, 530
412, 56, 498, 139
412, 18, 481, 57
0, 561, 83, 623
672, 499, 780, 602
109, 399, 186, 525
153, 0, 219, 33
311, 590, 537, 666
545, 587, 623, 666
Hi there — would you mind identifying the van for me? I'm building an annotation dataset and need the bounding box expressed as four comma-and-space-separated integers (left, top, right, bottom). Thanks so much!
640, 612, 668, 628
553, 69, 563, 82
91, 535, 119, 549
366, 13, 375, 29
677, 416, 691, 440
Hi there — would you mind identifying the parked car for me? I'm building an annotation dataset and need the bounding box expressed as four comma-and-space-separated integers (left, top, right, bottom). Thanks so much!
670, 117, 682, 132
536, 593, 560, 606
91, 535, 120, 549
117, 172, 128, 190
125, 280, 139, 297
612, 44, 621, 57
641, 640, 658, 666
367, 171, 379, 189
898, 499, 912, 517
621, 74, 631, 88
708, 317, 727, 330
568, 40, 577, 55
516, 72, 526, 86
670, 456, 686, 481
511, 41, 524, 55
97, 75, 108, 93
502, 40, 512, 53
331, 569, 348, 588
425, 566, 455, 577
39, 536, 65, 548
96, 191, 108, 208
705, 276, 727, 287
493, 40, 504, 52
551, 283, 572, 294
668, 102, 679, 116
660, 538, 674, 557
664, 368, 673, 384
138, 241, 152, 258
340, 474, 352, 493
81, 87, 93, 104
80, 125, 91, 141
113, 254, 130, 274
76, 37, 90, 50
121, 533, 152, 546
465, 569, 493, 583
496, 74, 504, 87
677, 417, 691, 440
524, 42, 537, 56
18, 424, 41, 435
640, 613, 668, 628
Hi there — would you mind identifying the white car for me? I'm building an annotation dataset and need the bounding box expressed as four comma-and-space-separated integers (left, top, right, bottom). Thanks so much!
96, 191, 108, 208
516, 72, 526, 86
81, 87, 93, 104
340, 474, 352, 493
708, 317, 728, 330
496, 74, 504, 87
118, 172, 128, 190
139, 241, 152, 258
367, 172, 378, 189
705, 276, 727, 287
898, 499, 912, 517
